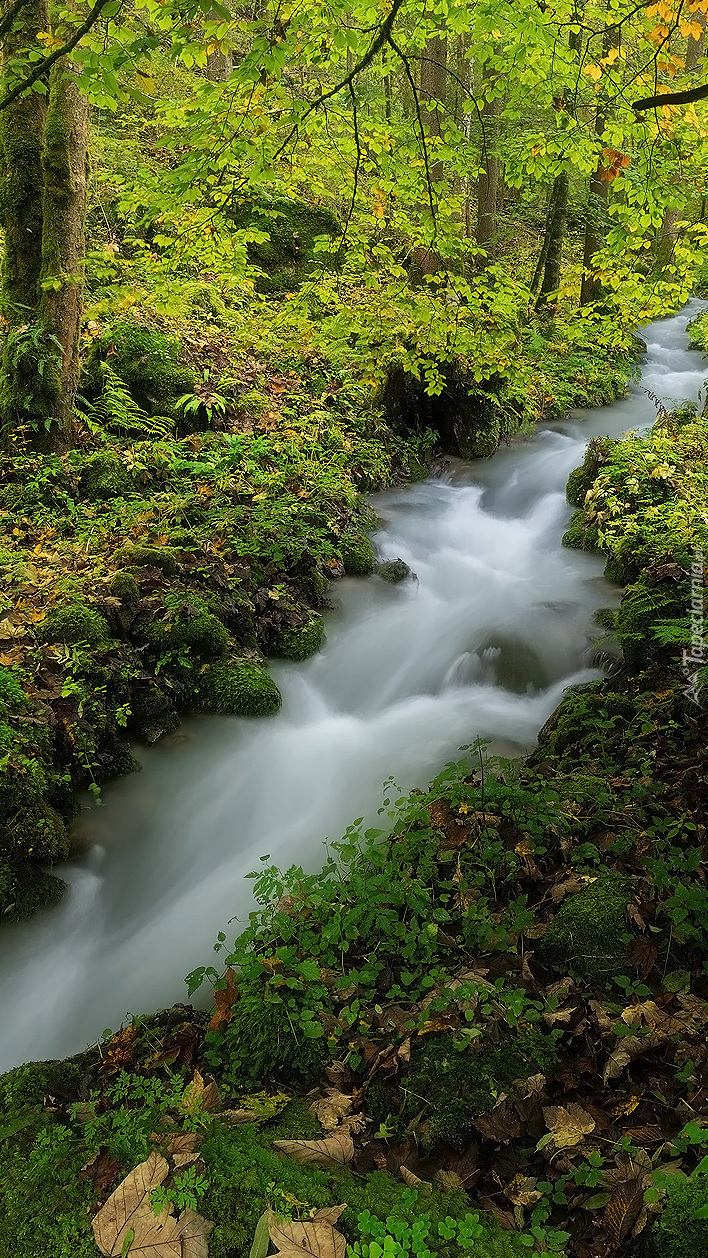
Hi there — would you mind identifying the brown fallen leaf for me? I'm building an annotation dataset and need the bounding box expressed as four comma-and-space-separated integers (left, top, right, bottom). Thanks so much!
79, 1149, 123, 1193
208, 968, 239, 1033
180, 1069, 220, 1116
91, 1150, 212, 1257
163, 1133, 201, 1157
604, 1182, 645, 1246
543, 1102, 596, 1149
505, 1174, 542, 1209
310, 1089, 352, 1131
273, 1131, 354, 1169
267, 1207, 346, 1258
218, 1108, 262, 1126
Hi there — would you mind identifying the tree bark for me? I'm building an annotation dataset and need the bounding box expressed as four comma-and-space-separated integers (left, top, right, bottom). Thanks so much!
536, 170, 569, 310
39, 56, 90, 448
420, 32, 447, 185
475, 62, 500, 255
686, 11, 707, 73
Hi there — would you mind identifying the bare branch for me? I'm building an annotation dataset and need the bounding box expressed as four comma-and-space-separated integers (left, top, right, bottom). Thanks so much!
634, 81, 708, 109
0, 0, 118, 112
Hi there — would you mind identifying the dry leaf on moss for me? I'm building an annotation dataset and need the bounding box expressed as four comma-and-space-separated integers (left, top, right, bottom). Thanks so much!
273, 1131, 354, 1169
180, 1070, 220, 1116
267, 1207, 347, 1258
91, 1150, 213, 1257
309, 1089, 352, 1130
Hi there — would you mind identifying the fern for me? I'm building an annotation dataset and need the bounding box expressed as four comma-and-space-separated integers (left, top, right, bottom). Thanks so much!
81, 364, 175, 440
651, 618, 691, 646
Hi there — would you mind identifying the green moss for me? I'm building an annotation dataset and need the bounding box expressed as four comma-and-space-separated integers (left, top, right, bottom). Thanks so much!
230, 196, 341, 295
0, 861, 65, 922
39, 603, 110, 647
539, 872, 632, 979
562, 509, 600, 551
116, 545, 178, 576
339, 531, 376, 575
565, 438, 616, 507
402, 1029, 557, 1151
0, 667, 29, 718
653, 1170, 708, 1258
4, 802, 69, 863
593, 607, 616, 631
78, 450, 131, 499
464, 415, 502, 459
206, 993, 328, 1092
200, 660, 282, 716
181, 613, 230, 659
109, 570, 140, 603
377, 558, 411, 583
276, 613, 324, 660
85, 321, 198, 418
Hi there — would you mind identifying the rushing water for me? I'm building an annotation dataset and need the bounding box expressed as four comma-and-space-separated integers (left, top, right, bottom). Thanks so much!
0, 301, 706, 1072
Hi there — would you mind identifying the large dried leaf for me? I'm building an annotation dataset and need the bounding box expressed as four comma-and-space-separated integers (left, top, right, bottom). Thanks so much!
309, 1089, 352, 1131
208, 969, 239, 1033
603, 1183, 645, 1245
273, 1132, 354, 1169
543, 1103, 596, 1149
267, 1208, 346, 1258
91, 1150, 213, 1257
180, 1070, 220, 1116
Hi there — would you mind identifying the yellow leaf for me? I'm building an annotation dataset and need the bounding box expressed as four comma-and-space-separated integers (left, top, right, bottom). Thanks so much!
582, 63, 602, 81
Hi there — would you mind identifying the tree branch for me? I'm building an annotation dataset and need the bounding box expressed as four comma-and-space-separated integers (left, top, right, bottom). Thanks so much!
0, 0, 32, 41
634, 81, 708, 109
0, 0, 116, 112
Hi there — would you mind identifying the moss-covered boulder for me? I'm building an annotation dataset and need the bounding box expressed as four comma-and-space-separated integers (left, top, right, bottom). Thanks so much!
463, 415, 502, 459
376, 558, 412, 583
84, 321, 198, 418
539, 872, 632, 979
276, 613, 324, 661
339, 531, 376, 575
39, 603, 110, 647
78, 451, 131, 499
230, 196, 341, 294
0, 860, 65, 922
109, 570, 140, 604
200, 659, 282, 716
562, 508, 600, 551
565, 437, 616, 507
0, 667, 29, 718
116, 545, 178, 576
401, 1029, 557, 1151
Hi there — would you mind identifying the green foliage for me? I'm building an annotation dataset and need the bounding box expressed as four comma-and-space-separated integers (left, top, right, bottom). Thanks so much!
230, 196, 341, 295
347, 1201, 523, 1258
199, 659, 282, 716
83, 362, 175, 440
85, 321, 198, 418
39, 603, 110, 647
653, 1169, 708, 1258
539, 873, 632, 979
276, 613, 324, 661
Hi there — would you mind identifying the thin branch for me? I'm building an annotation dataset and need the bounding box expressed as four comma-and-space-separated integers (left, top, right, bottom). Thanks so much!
272, 0, 405, 159
0, 0, 116, 112
386, 29, 436, 220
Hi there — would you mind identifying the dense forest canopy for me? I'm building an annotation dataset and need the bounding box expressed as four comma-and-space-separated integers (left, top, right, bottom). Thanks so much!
1, 0, 708, 447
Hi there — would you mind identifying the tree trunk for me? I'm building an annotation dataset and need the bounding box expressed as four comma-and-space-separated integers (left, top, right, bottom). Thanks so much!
475, 63, 500, 255
686, 11, 707, 73
39, 57, 90, 449
382, 47, 392, 121
654, 201, 682, 277
536, 170, 569, 310
580, 26, 619, 306
420, 32, 447, 185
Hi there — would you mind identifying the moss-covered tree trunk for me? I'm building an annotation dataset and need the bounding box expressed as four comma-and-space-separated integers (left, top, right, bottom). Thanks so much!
475, 63, 500, 257
38, 57, 90, 448
536, 169, 569, 311
580, 26, 618, 307
0, 5, 88, 451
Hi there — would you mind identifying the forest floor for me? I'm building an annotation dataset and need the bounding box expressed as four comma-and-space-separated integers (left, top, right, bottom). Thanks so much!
0, 299, 706, 1258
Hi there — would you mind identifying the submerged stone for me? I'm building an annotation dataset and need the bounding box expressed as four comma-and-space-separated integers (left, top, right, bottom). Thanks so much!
376, 558, 412, 583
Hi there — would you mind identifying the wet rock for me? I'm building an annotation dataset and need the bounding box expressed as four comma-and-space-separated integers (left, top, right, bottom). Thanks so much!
376, 558, 413, 583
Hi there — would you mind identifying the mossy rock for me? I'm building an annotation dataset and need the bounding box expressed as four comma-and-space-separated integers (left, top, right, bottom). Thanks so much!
463, 415, 502, 460
652, 1169, 708, 1258
276, 613, 324, 661
402, 1029, 557, 1151
85, 321, 198, 418
109, 571, 140, 604
116, 545, 178, 576
78, 451, 131, 499
339, 531, 376, 575
229, 195, 341, 295
565, 438, 615, 508
562, 509, 600, 551
0, 861, 65, 922
39, 603, 110, 648
4, 803, 69, 863
539, 872, 632, 979
200, 660, 282, 716
593, 607, 616, 631
376, 558, 412, 583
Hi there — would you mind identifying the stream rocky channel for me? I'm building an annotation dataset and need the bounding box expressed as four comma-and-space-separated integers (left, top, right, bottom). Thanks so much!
0, 300, 706, 1073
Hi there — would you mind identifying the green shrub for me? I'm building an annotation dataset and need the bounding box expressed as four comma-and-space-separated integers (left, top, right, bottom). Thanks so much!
200, 660, 282, 716
340, 531, 376, 575
205, 993, 329, 1092
276, 613, 324, 660
39, 603, 110, 647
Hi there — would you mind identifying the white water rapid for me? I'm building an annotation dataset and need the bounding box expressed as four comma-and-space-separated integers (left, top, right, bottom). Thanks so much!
0, 301, 706, 1071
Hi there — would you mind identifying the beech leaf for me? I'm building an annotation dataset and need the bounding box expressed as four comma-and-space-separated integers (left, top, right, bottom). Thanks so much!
542, 1102, 596, 1149
91, 1150, 213, 1257
267, 1208, 347, 1258
273, 1131, 354, 1168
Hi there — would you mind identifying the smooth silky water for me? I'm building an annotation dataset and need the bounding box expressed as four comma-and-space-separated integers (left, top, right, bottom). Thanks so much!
0, 301, 706, 1070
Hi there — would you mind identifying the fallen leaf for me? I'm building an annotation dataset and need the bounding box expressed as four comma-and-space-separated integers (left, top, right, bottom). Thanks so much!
208, 968, 239, 1032
604, 1182, 645, 1245
505, 1174, 542, 1208
91, 1150, 212, 1257
180, 1070, 220, 1116
163, 1133, 201, 1157
218, 1108, 261, 1125
543, 1102, 596, 1149
79, 1149, 123, 1192
310, 1089, 352, 1131
267, 1207, 346, 1257
273, 1131, 354, 1169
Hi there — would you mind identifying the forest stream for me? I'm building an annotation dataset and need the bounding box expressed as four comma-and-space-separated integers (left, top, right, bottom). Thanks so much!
0, 300, 705, 1074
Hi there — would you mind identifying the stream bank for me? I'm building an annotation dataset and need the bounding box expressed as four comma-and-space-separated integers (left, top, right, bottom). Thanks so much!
0, 304, 706, 1258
